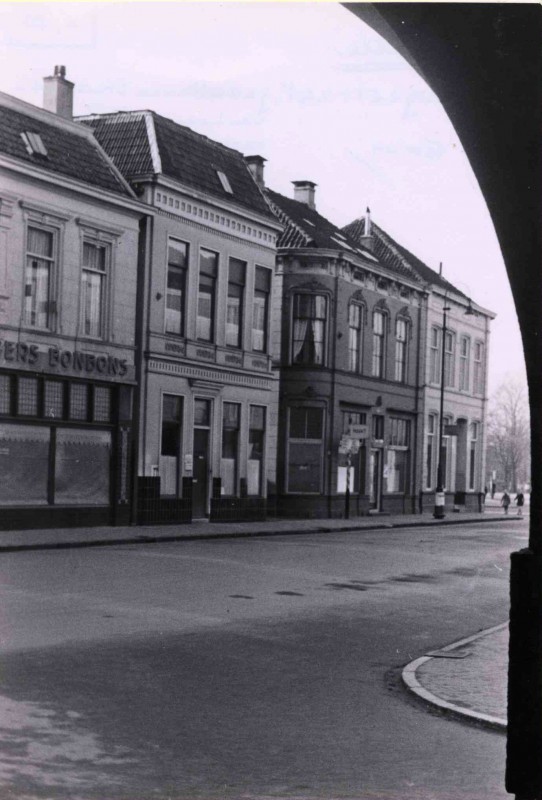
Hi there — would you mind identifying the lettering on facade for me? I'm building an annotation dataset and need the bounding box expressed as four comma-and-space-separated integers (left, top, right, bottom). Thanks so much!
225, 354, 242, 365
165, 341, 185, 355
0, 339, 128, 378
195, 348, 214, 360
251, 358, 268, 370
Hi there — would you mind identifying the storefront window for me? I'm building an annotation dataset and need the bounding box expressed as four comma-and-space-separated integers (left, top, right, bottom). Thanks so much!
44, 381, 64, 419
287, 407, 324, 493
17, 377, 38, 416
55, 428, 111, 505
70, 384, 88, 421
0, 376, 10, 415
248, 406, 265, 496
0, 424, 49, 505
221, 403, 240, 496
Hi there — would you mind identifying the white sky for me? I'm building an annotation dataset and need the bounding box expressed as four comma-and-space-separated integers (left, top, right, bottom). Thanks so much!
0, 1, 525, 391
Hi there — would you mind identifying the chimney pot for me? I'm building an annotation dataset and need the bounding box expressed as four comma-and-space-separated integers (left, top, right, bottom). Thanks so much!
43, 65, 74, 120
292, 180, 317, 210
245, 155, 266, 188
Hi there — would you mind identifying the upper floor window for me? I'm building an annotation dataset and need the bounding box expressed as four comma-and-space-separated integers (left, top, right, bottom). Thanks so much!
226, 258, 246, 348
394, 318, 408, 382
389, 416, 410, 447
24, 226, 55, 329
292, 294, 327, 366
372, 309, 386, 378
252, 266, 271, 353
348, 303, 363, 372
81, 241, 109, 338
165, 239, 188, 336
197, 249, 218, 342
473, 341, 485, 394
459, 335, 470, 391
429, 326, 441, 384
443, 330, 456, 387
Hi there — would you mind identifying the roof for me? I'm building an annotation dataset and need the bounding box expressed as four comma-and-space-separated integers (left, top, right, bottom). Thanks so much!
0, 101, 132, 197
343, 216, 468, 298
265, 188, 380, 263
79, 111, 274, 219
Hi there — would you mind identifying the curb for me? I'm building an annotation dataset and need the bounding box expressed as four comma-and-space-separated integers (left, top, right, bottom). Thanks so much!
402, 623, 508, 732
0, 514, 519, 554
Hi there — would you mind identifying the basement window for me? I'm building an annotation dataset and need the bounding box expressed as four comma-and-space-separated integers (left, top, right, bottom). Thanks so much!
216, 170, 233, 194
21, 131, 48, 157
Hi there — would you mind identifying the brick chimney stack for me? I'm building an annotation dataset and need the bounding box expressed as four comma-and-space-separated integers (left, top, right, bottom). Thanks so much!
245, 155, 266, 188
43, 66, 74, 120
292, 180, 317, 210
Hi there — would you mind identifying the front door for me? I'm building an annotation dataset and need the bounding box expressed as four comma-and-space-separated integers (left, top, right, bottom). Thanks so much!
193, 428, 209, 517
369, 449, 382, 510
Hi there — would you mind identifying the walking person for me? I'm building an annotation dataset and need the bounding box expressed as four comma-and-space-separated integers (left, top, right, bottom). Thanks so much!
501, 490, 511, 515
515, 489, 525, 516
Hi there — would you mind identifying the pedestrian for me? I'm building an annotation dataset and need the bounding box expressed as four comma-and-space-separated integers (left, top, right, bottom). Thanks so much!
501, 491, 511, 514
515, 490, 525, 516
491, 481, 496, 499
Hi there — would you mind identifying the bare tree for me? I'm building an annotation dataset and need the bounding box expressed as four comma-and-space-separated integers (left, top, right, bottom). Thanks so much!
486, 377, 530, 491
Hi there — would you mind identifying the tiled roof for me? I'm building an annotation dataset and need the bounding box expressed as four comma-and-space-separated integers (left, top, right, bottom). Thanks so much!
80, 111, 273, 219
344, 216, 468, 297
265, 189, 379, 262
0, 103, 132, 196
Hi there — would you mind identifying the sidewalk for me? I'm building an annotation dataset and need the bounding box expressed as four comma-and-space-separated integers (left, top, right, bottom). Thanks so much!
0, 505, 517, 552
403, 623, 508, 731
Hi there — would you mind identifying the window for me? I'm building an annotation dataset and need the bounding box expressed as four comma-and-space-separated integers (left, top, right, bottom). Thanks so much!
44, 381, 64, 419
426, 414, 436, 489
21, 131, 48, 157
474, 341, 485, 394
372, 414, 384, 441
372, 310, 386, 377
216, 170, 233, 194
17, 377, 39, 416
287, 407, 324, 493
459, 336, 471, 391
248, 406, 266, 496
165, 239, 188, 336
444, 330, 455, 387
221, 403, 240, 495
252, 267, 271, 352
292, 294, 327, 365
226, 258, 246, 348
160, 395, 182, 496
469, 422, 479, 490
197, 249, 218, 341
442, 415, 453, 490
394, 318, 407, 382
429, 326, 441, 384
24, 226, 55, 329
81, 241, 108, 338
387, 417, 411, 494
348, 303, 363, 372
389, 417, 410, 447
342, 410, 367, 434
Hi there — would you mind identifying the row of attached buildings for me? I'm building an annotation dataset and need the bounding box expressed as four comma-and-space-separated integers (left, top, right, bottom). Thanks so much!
0, 68, 494, 529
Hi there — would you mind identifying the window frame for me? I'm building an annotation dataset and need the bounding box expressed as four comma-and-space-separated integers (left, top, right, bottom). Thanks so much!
286, 405, 325, 494
473, 340, 485, 395
252, 267, 271, 353
394, 316, 408, 383
459, 335, 471, 392
372, 308, 387, 378
165, 238, 189, 337
291, 292, 328, 366
80, 239, 110, 340
443, 329, 456, 387
226, 257, 246, 349
196, 247, 219, 342
348, 302, 364, 373
23, 223, 58, 331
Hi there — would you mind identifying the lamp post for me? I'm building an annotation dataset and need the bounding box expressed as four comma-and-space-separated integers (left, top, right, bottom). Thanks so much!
433, 297, 450, 519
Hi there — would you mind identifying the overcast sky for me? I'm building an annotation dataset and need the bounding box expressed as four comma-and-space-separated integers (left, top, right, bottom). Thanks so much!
0, 2, 525, 391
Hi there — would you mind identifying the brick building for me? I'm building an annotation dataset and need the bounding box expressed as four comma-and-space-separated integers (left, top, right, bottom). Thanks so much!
80, 114, 282, 522
258, 172, 428, 518
0, 69, 146, 528
344, 215, 495, 513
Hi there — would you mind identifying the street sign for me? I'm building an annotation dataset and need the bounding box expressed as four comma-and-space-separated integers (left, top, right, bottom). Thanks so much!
348, 424, 369, 439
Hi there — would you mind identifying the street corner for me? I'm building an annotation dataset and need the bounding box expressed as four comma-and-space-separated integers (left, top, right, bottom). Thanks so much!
401, 623, 508, 732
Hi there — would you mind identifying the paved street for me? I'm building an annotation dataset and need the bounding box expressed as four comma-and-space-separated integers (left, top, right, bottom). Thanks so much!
0, 518, 527, 799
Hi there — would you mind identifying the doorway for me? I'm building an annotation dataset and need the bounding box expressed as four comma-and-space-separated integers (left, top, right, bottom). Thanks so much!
192, 398, 211, 518
369, 449, 382, 510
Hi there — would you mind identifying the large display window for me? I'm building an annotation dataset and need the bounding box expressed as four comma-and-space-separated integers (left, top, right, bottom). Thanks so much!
0, 424, 49, 505
55, 429, 111, 505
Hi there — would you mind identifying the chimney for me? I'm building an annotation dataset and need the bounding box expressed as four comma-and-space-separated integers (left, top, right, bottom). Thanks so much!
43, 65, 74, 120
292, 180, 317, 210
359, 206, 375, 252
246, 155, 266, 188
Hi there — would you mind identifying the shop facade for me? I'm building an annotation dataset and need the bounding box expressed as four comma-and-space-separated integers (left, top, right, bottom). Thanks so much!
0, 79, 145, 528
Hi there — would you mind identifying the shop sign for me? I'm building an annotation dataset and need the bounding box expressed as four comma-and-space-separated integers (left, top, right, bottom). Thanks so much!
348, 424, 369, 440
0, 338, 130, 380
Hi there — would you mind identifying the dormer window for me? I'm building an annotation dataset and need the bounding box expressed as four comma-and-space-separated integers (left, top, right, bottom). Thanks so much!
216, 170, 233, 194
21, 132, 48, 157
